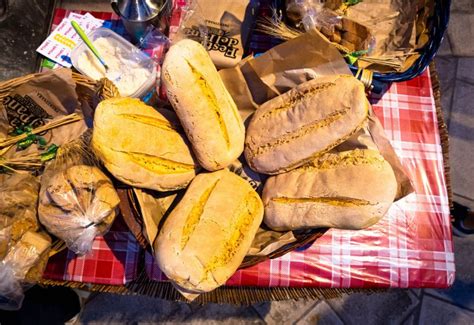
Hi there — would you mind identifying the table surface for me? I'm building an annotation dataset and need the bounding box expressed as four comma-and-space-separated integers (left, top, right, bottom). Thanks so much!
42, 2, 454, 290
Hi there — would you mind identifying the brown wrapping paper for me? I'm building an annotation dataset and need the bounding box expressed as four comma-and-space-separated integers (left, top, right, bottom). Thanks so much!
219, 29, 350, 122
246, 30, 351, 98
133, 188, 179, 249
0, 68, 87, 155
173, 0, 256, 69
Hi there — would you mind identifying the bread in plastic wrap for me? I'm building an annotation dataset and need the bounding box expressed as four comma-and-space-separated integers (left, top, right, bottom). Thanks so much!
38, 165, 120, 255
0, 174, 40, 259
0, 231, 51, 310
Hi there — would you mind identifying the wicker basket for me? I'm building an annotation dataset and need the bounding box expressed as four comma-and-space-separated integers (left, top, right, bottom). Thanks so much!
272, 0, 451, 92
0, 71, 119, 106
353, 0, 452, 92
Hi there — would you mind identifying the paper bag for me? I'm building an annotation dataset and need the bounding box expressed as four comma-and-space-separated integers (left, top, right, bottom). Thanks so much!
174, 0, 257, 68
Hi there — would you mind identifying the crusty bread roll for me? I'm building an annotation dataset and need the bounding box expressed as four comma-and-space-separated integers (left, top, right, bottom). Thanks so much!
162, 39, 245, 171
245, 75, 369, 175
263, 149, 397, 231
155, 169, 263, 293
92, 97, 199, 191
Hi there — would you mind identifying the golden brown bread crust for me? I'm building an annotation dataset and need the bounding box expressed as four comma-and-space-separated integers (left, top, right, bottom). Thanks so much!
92, 97, 200, 191
162, 39, 245, 171
244, 75, 369, 175
154, 169, 263, 293
262, 149, 397, 230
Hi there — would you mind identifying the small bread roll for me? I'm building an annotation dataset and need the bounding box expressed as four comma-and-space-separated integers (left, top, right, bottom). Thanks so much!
263, 149, 397, 231
162, 39, 245, 171
38, 165, 119, 255
155, 169, 263, 293
93, 97, 200, 191
245, 75, 369, 175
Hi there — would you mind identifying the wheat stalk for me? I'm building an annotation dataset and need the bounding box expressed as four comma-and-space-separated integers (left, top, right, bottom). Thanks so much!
0, 113, 83, 149
255, 16, 303, 41
255, 15, 352, 54
51, 129, 98, 170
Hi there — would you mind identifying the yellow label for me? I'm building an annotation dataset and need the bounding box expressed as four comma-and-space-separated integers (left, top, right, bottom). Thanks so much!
53, 34, 76, 49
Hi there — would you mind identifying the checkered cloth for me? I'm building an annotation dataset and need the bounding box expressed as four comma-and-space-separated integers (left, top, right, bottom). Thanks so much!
43, 215, 140, 285
42, 1, 454, 289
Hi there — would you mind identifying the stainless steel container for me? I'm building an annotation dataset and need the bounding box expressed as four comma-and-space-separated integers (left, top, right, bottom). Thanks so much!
110, 0, 171, 43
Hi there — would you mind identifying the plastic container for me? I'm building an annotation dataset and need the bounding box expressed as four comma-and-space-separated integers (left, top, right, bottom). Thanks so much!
71, 28, 157, 98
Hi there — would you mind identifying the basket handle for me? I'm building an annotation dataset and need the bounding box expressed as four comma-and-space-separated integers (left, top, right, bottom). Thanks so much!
96, 77, 120, 100
355, 68, 385, 94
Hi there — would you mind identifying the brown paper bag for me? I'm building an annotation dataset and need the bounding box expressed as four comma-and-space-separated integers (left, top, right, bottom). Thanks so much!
0, 69, 87, 152
174, 0, 256, 68
0, 68, 88, 180
219, 29, 351, 118
247, 30, 351, 97
132, 188, 179, 249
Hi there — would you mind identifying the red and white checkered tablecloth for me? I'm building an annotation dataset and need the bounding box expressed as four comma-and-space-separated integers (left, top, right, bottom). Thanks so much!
42, 1, 454, 289
43, 215, 140, 285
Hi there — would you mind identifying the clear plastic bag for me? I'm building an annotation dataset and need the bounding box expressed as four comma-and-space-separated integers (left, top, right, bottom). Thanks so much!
286, 0, 342, 34
0, 174, 40, 259
285, 0, 374, 54
139, 27, 171, 65
171, 0, 208, 45
0, 231, 51, 310
0, 174, 50, 310
38, 135, 120, 256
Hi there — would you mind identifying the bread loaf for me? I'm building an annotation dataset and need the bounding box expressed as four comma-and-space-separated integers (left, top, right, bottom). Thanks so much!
162, 39, 245, 171
245, 75, 369, 174
263, 149, 397, 230
155, 169, 263, 293
92, 97, 199, 191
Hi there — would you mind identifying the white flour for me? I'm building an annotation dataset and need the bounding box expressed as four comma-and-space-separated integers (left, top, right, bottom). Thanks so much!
77, 37, 151, 97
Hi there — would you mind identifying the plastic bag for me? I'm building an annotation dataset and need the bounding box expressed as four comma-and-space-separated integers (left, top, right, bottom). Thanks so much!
286, 0, 342, 35
38, 135, 120, 255
171, 0, 209, 46
140, 27, 171, 65
139, 26, 171, 105
0, 173, 40, 259
0, 173, 52, 310
285, 0, 374, 54
0, 230, 51, 311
